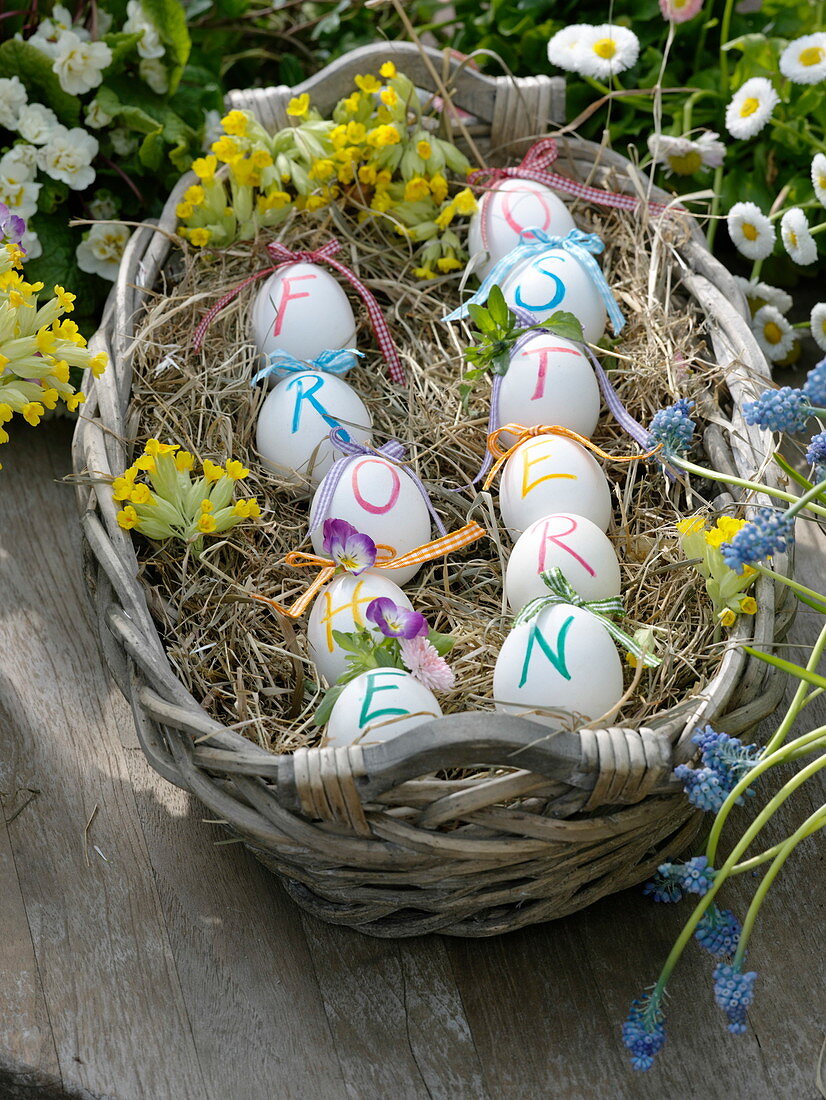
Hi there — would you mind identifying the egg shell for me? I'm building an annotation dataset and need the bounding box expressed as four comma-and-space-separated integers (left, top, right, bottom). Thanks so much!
493, 604, 624, 728
326, 668, 442, 747
467, 179, 576, 281
499, 434, 613, 536
500, 247, 607, 344
505, 513, 621, 612
310, 456, 432, 585
250, 262, 357, 370
497, 332, 600, 444
256, 372, 372, 488
307, 573, 414, 685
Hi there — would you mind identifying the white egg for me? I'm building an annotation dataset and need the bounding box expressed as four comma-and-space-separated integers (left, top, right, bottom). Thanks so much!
500, 247, 607, 344
256, 372, 372, 487
326, 668, 442, 747
493, 604, 624, 728
307, 573, 414, 685
310, 456, 432, 585
250, 262, 357, 369
505, 513, 621, 612
499, 434, 612, 536
496, 332, 600, 444
467, 179, 575, 280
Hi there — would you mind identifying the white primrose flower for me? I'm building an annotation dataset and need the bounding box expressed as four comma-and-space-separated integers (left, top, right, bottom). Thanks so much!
780, 207, 818, 265
124, 1, 165, 60
576, 24, 640, 79
88, 190, 118, 220
779, 33, 826, 85
0, 145, 38, 182
110, 127, 137, 156
139, 58, 169, 96
53, 30, 113, 95
547, 25, 590, 71
732, 276, 792, 315
85, 99, 114, 129
20, 228, 42, 261
810, 303, 826, 353
750, 305, 795, 363
76, 222, 131, 281
0, 75, 28, 130
36, 126, 99, 190
725, 77, 779, 140
17, 102, 60, 145
727, 201, 775, 261
0, 172, 41, 220
647, 131, 726, 176
812, 153, 826, 208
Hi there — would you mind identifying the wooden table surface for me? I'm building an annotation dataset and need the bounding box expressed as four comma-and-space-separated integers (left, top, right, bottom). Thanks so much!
1, 421, 824, 1100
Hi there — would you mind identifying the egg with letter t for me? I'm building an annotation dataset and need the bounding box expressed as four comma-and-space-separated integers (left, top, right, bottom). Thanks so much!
500, 248, 607, 344
467, 179, 575, 280
325, 668, 442, 747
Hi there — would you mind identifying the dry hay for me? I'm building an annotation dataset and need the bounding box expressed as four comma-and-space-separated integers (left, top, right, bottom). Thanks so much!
126, 190, 736, 755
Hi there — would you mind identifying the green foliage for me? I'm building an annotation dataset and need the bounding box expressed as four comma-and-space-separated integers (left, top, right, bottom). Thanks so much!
0, 40, 81, 126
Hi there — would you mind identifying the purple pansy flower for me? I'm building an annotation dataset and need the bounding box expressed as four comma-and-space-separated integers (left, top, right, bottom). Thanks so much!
366, 597, 428, 639
322, 518, 377, 575
0, 202, 26, 246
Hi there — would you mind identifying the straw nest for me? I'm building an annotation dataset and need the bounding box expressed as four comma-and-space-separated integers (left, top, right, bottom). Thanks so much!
126, 194, 740, 756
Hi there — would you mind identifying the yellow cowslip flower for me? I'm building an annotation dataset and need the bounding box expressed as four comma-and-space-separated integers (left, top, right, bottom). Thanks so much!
0, 403, 13, 423
250, 148, 273, 169
200, 498, 214, 513
287, 93, 311, 117
176, 201, 194, 219
330, 124, 348, 150
184, 185, 205, 206
453, 187, 478, 216
53, 318, 83, 344
704, 527, 726, 550
740, 596, 758, 614
676, 515, 706, 536
212, 135, 241, 163
112, 476, 135, 501
435, 203, 456, 230
117, 505, 139, 530
230, 157, 259, 187
380, 87, 398, 108
189, 228, 212, 247
40, 388, 58, 410
65, 392, 85, 412
366, 124, 400, 147
198, 514, 217, 534
719, 608, 737, 627
412, 266, 437, 279
225, 459, 250, 480
404, 176, 430, 202
130, 482, 153, 505
358, 163, 377, 186
436, 255, 462, 272
134, 453, 156, 472
54, 285, 75, 312
345, 120, 367, 144
49, 359, 70, 384
233, 498, 261, 519
716, 516, 745, 538
309, 158, 336, 181
380, 61, 396, 79
416, 139, 432, 160
22, 402, 44, 426
221, 110, 248, 136
203, 458, 225, 482
355, 74, 381, 94
36, 328, 57, 355
256, 191, 291, 214
337, 161, 356, 185
342, 92, 362, 113
146, 438, 178, 457
371, 190, 394, 213
90, 353, 107, 378
175, 450, 194, 472
192, 155, 218, 182
304, 194, 329, 212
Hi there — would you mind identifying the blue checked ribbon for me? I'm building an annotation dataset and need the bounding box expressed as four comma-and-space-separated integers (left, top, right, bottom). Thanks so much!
514, 567, 661, 667
443, 227, 625, 335
251, 347, 363, 386
308, 427, 447, 536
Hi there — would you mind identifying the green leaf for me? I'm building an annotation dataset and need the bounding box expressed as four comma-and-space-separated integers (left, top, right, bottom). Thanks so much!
427, 628, 455, 657
487, 284, 510, 328
102, 31, 143, 68
542, 310, 584, 342
743, 647, 826, 688
773, 452, 814, 492
141, 0, 192, 93
0, 40, 80, 126
139, 129, 165, 170
312, 682, 346, 726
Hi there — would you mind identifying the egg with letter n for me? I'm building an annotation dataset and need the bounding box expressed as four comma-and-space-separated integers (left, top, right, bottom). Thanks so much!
467, 179, 575, 281
325, 668, 442, 747
498, 433, 612, 536
500, 248, 607, 344
256, 371, 372, 488
493, 604, 624, 728
250, 262, 356, 370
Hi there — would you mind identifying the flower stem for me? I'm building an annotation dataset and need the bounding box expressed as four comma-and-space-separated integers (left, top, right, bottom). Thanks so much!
763, 621, 826, 755
751, 563, 826, 612
671, 457, 826, 518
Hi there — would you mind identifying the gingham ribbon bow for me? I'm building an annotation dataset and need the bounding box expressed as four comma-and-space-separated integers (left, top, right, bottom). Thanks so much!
309, 427, 447, 536
514, 567, 661, 667
250, 347, 363, 386
443, 227, 625, 335
193, 238, 405, 384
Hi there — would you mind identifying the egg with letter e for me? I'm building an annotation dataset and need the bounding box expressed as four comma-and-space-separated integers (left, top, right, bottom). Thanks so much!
256, 371, 372, 487
498, 433, 612, 536
310, 456, 432, 585
500, 248, 607, 344
505, 513, 621, 613
307, 573, 414, 685
493, 604, 623, 728
325, 668, 442, 747
250, 262, 357, 369
497, 332, 600, 444
467, 179, 575, 280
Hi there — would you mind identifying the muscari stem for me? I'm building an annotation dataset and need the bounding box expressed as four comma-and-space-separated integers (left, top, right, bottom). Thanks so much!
763, 621, 826, 755
671, 458, 826, 519
751, 563, 826, 614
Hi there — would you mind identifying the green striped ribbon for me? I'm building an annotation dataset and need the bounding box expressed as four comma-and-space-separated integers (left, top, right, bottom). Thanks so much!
513, 567, 661, 668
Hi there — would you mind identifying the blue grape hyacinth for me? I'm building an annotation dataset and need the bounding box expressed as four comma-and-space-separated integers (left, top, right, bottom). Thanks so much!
674, 727, 759, 813
743, 387, 811, 433
720, 508, 795, 574
805, 432, 826, 483
713, 963, 757, 1034
622, 994, 667, 1070
647, 399, 696, 459
802, 357, 826, 406
696, 907, 742, 958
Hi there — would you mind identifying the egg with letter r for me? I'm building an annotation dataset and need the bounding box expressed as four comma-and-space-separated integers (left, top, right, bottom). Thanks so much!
500, 247, 607, 344
325, 668, 442, 747
467, 179, 575, 280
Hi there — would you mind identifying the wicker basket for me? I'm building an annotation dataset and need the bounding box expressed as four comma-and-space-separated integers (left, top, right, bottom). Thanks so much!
72, 44, 795, 938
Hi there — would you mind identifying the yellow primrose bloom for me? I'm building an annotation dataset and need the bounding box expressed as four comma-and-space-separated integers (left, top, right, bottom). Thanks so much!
198, 513, 217, 534
202, 458, 225, 482
453, 188, 478, 216
358, 163, 377, 186
676, 515, 706, 535
134, 454, 156, 472
257, 191, 291, 213
413, 266, 437, 279
404, 176, 430, 202
304, 194, 329, 212
416, 139, 432, 160
740, 596, 758, 614
380, 87, 399, 108
0, 403, 13, 422
366, 124, 400, 147
371, 190, 394, 213
233, 498, 261, 519
435, 204, 456, 230
380, 61, 396, 79
287, 93, 311, 117
176, 201, 194, 220
117, 505, 139, 530
112, 476, 134, 501
192, 155, 218, 182
719, 608, 737, 627
250, 148, 273, 170
309, 158, 336, 181
355, 74, 381, 94
221, 110, 249, 137
189, 228, 212, 247
184, 185, 205, 206
330, 124, 348, 150
200, 498, 214, 513
65, 392, 86, 412
342, 92, 362, 113
54, 285, 76, 312
36, 328, 57, 355
90, 353, 107, 378
212, 135, 241, 163
175, 450, 194, 472
429, 173, 448, 203
130, 482, 153, 505
226, 460, 250, 482
40, 389, 59, 410
50, 359, 70, 384
436, 256, 463, 272
345, 121, 367, 144
23, 402, 44, 426
53, 318, 83, 344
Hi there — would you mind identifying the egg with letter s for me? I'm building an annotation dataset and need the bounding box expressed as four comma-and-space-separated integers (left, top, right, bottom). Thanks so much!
505, 513, 621, 612
250, 262, 357, 369
325, 668, 442, 747
499, 433, 612, 536
500, 248, 607, 344
493, 604, 624, 727
310, 456, 432, 585
467, 179, 575, 280
307, 573, 414, 685
256, 371, 372, 487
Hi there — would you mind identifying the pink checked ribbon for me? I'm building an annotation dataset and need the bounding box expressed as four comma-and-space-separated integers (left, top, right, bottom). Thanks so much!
192, 239, 405, 385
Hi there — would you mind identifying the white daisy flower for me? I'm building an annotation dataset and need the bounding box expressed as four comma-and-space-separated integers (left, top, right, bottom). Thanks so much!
0, 145, 38, 183
547, 25, 590, 71
123, 1, 165, 60
576, 25, 640, 80
732, 276, 792, 316
725, 78, 779, 140
750, 305, 795, 363
811, 153, 826, 208
647, 131, 725, 176
76, 222, 131, 281
36, 126, 99, 190
53, 31, 113, 95
780, 207, 818, 265
810, 303, 826, 353
727, 201, 775, 261
16, 103, 60, 146
0, 75, 27, 130
139, 58, 169, 96
779, 33, 826, 85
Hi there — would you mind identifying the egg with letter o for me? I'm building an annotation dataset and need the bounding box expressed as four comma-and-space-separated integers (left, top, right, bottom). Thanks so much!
505, 513, 621, 612
500, 248, 607, 344
256, 371, 372, 487
307, 573, 414, 685
499, 433, 612, 536
325, 668, 442, 747
493, 604, 623, 727
467, 179, 575, 280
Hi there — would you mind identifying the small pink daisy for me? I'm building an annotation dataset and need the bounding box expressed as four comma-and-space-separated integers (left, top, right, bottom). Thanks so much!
659, 0, 704, 22
399, 636, 455, 692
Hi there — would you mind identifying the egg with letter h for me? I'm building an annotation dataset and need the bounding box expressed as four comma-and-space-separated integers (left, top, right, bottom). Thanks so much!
493, 604, 624, 727
325, 668, 442, 747
467, 179, 575, 280
500, 248, 607, 344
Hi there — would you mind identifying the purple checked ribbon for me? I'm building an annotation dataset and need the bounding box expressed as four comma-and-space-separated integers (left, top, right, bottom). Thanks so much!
308, 428, 447, 536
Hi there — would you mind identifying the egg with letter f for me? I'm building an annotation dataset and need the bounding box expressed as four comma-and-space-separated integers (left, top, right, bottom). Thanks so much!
325, 668, 442, 747
250, 262, 356, 370
500, 248, 607, 344
467, 179, 575, 280
493, 604, 624, 728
